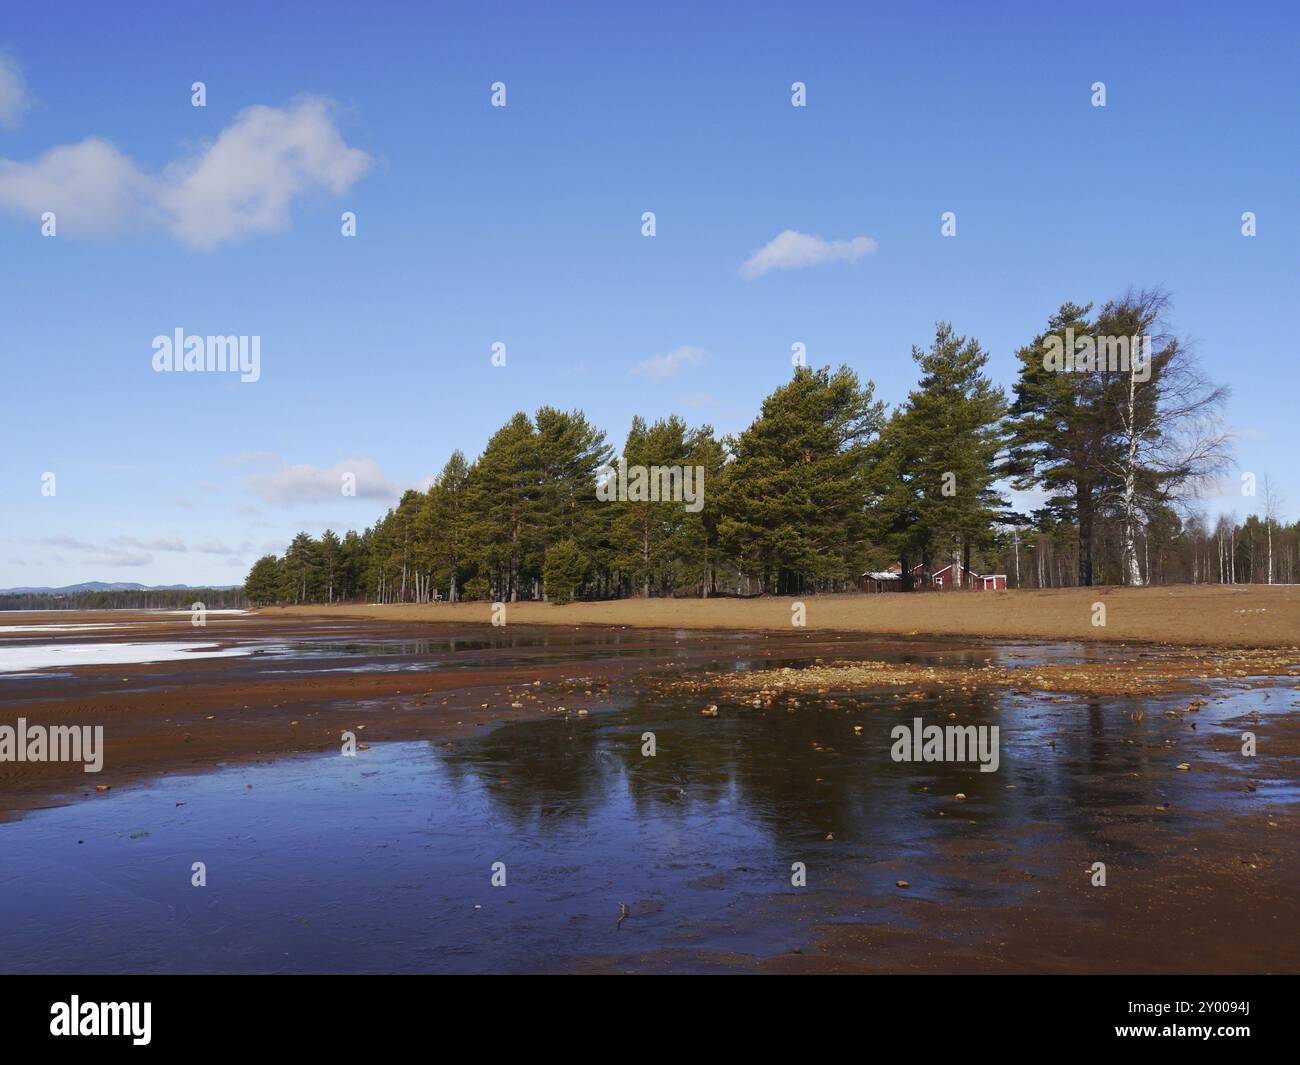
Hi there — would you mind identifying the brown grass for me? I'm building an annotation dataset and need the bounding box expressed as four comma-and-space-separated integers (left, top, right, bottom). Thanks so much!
269, 584, 1300, 649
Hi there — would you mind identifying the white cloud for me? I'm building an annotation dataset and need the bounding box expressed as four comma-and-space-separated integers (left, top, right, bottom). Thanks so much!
111, 535, 188, 552
194, 541, 236, 555
42, 534, 94, 551
0, 97, 370, 248
88, 548, 152, 568
160, 98, 371, 250
0, 138, 154, 233
739, 229, 877, 280
43, 533, 188, 556
631, 345, 707, 381
248, 457, 404, 506
0, 54, 32, 130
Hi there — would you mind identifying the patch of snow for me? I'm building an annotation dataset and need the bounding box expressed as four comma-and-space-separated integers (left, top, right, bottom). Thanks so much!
0, 642, 252, 674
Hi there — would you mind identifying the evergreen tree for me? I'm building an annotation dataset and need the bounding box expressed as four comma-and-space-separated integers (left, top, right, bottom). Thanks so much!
466, 413, 542, 601
244, 554, 282, 605
719, 365, 884, 593
1005, 302, 1109, 585
542, 538, 588, 604
875, 324, 1008, 585
420, 451, 472, 601
281, 533, 320, 604
319, 529, 341, 603
533, 407, 612, 598
611, 415, 695, 597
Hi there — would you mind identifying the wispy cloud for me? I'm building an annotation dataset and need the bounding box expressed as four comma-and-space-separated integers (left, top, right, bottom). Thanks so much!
739, 229, 877, 280
193, 539, 253, 555
42, 534, 94, 551
88, 548, 152, 568
248, 457, 404, 506
631, 345, 707, 381
225, 451, 283, 469
42, 533, 188, 555
0, 54, 32, 130
0, 97, 370, 248
112, 535, 188, 552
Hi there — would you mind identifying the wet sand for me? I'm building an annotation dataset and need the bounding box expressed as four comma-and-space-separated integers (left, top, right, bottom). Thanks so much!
3, 608, 1296, 819
0, 611, 921, 818
2, 608, 1297, 973
271, 583, 1300, 648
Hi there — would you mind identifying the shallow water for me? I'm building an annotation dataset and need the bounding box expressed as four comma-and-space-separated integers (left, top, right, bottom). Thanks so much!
0, 658, 1291, 974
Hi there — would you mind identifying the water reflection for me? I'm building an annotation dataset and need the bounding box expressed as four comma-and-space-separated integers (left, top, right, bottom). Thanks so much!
0, 659, 1290, 974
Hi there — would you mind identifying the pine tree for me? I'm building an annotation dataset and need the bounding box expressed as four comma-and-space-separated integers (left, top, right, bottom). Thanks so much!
466, 413, 541, 601
533, 407, 612, 598
542, 538, 588, 604
243, 555, 282, 605
876, 324, 1008, 586
1005, 302, 1109, 585
719, 365, 884, 594
319, 530, 341, 603
420, 451, 472, 601
281, 533, 320, 604
611, 416, 694, 597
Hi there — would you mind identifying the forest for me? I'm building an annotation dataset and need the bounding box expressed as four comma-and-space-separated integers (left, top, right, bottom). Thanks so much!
0, 587, 247, 612
243, 291, 1289, 605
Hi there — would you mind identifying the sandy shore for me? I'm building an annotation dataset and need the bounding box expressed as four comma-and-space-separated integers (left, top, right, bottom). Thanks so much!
269, 584, 1300, 648
3, 608, 1297, 973
0, 615, 878, 818
3, 600, 1295, 822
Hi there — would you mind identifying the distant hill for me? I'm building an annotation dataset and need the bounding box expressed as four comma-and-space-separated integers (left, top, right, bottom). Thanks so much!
0, 582, 246, 610
0, 582, 242, 594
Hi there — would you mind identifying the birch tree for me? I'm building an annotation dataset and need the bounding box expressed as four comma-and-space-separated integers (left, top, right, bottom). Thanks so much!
1093, 290, 1230, 586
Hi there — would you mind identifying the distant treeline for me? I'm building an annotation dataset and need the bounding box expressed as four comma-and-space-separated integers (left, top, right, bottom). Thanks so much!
245, 291, 1260, 605
0, 588, 248, 612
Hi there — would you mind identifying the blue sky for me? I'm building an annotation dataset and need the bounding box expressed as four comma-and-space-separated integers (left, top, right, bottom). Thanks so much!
2, 0, 1297, 587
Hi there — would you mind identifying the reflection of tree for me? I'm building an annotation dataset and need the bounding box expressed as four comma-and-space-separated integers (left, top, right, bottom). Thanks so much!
436, 715, 622, 832
1030, 692, 1185, 855
435, 686, 1070, 856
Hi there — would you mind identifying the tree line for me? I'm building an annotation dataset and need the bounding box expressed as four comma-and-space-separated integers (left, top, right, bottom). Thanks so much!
245, 289, 1259, 604
0, 588, 247, 612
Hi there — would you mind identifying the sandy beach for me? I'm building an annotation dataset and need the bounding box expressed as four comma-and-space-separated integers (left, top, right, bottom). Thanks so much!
267, 584, 1300, 649
2, 593, 1297, 974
